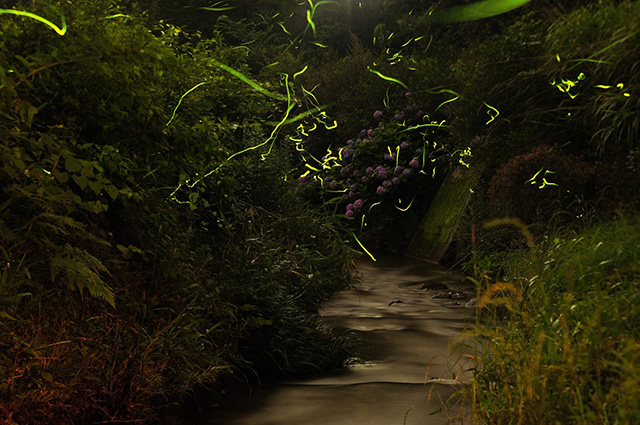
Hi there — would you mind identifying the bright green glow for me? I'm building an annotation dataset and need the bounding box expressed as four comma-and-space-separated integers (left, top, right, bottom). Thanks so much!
352, 232, 376, 262
264, 104, 332, 126
434, 0, 533, 23
293, 65, 308, 80
166, 82, 209, 127
483, 101, 499, 124
526, 167, 557, 188
100, 14, 131, 20
306, 10, 316, 37
425, 88, 460, 113
0, 7, 67, 35
200, 1, 234, 12
396, 196, 416, 212
278, 22, 291, 35
210, 60, 286, 101
226, 73, 294, 162
367, 67, 408, 89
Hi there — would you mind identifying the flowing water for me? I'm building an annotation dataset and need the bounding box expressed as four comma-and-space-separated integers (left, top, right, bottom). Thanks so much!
205, 254, 477, 425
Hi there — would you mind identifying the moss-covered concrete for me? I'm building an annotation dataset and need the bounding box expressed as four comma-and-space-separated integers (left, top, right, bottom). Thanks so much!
405, 166, 477, 262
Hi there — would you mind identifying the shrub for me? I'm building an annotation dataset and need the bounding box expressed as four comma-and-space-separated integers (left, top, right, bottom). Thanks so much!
487, 145, 600, 225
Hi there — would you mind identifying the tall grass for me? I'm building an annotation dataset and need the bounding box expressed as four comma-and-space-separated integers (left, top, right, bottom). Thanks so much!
469, 217, 640, 424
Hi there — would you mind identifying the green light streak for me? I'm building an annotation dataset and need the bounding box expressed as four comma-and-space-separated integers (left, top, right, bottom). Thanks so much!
434, 0, 533, 23
264, 104, 332, 126
368, 67, 408, 89
166, 82, 210, 127
200, 1, 234, 11
293, 65, 308, 80
0, 7, 67, 35
483, 101, 499, 124
352, 232, 376, 262
100, 14, 131, 20
278, 22, 291, 35
211, 59, 286, 101
395, 196, 416, 212
226, 73, 294, 162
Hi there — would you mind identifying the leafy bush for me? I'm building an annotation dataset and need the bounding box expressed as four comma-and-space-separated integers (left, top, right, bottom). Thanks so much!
487, 145, 600, 225
295, 95, 455, 251
0, 1, 356, 423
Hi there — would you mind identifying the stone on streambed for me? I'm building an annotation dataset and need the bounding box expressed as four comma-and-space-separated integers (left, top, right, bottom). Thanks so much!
421, 281, 450, 291
431, 291, 466, 300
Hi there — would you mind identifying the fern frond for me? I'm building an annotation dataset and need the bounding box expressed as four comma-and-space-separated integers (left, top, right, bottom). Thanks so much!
50, 244, 115, 307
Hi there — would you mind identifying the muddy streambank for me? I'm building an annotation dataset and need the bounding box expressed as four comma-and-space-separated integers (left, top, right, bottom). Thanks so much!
204, 255, 477, 425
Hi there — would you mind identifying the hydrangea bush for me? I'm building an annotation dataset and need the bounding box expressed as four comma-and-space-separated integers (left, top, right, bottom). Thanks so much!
297, 95, 449, 231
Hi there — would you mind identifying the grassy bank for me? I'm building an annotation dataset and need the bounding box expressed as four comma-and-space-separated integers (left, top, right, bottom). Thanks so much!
469, 217, 640, 423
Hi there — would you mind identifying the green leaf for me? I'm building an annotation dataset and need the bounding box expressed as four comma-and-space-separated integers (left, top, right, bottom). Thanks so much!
88, 180, 102, 195
65, 157, 82, 173
53, 169, 68, 183
105, 184, 119, 200
72, 174, 88, 189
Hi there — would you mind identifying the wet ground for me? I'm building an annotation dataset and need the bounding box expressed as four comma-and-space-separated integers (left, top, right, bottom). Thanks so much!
205, 254, 477, 425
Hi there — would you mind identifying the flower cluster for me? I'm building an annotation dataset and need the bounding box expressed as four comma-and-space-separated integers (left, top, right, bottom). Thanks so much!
298, 103, 443, 219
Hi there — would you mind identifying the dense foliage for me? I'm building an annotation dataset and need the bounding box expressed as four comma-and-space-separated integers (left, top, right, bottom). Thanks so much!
2, 0, 639, 423
469, 217, 640, 424
0, 1, 356, 423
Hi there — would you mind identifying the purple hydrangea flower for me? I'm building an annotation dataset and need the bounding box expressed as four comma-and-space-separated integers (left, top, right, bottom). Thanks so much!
354, 199, 364, 210
382, 180, 393, 188
376, 167, 387, 179
349, 190, 357, 199
330, 180, 339, 188
340, 167, 348, 176
405, 92, 412, 97
376, 186, 387, 195
384, 153, 392, 162
415, 148, 422, 155
346, 178, 353, 185
367, 129, 375, 137
350, 184, 358, 191
395, 165, 404, 173
392, 177, 401, 185
347, 203, 354, 211
416, 110, 424, 119
366, 166, 374, 175
347, 139, 354, 145
362, 176, 369, 183
356, 138, 363, 144
324, 177, 331, 185
374, 110, 384, 119
346, 209, 355, 218
409, 159, 420, 169
353, 169, 360, 176
402, 169, 412, 177
400, 141, 409, 149
394, 112, 405, 122
360, 129, 367, 137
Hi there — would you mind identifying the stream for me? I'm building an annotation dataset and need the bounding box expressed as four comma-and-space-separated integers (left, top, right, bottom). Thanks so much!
205, 254, 477, 425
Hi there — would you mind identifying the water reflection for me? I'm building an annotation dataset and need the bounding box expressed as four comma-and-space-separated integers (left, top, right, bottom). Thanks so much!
205, 255, 476, 425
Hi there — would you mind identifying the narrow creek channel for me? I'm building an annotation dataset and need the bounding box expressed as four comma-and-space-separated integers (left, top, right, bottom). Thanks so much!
205, 254, 477, 425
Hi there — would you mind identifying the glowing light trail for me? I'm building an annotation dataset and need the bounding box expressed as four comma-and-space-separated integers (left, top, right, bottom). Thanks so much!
434, 0, 533, 23
0, 7, 67, 35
